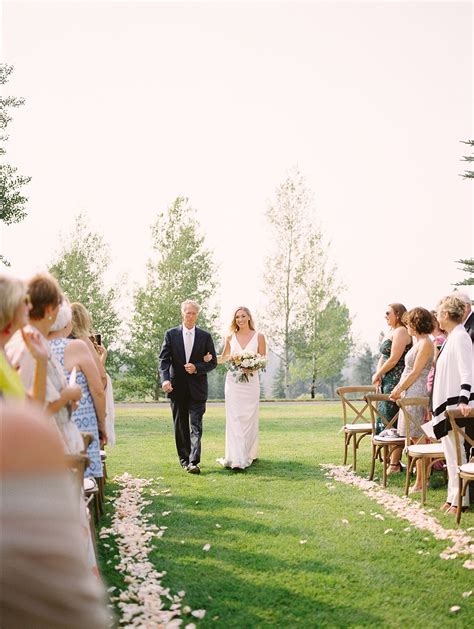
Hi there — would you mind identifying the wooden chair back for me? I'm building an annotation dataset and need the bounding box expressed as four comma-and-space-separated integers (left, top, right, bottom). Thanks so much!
396, 397, 431, 445
446, 410, 474, 465
336, 386, 376, 426
365, 393, 399, 436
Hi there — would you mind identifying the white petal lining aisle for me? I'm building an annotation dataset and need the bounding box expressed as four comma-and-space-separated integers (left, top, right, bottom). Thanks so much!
321, 464, 474, 570
100, 472, 206, 628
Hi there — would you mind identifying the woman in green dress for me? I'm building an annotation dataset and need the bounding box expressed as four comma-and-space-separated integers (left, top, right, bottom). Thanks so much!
372, 303, 412, 472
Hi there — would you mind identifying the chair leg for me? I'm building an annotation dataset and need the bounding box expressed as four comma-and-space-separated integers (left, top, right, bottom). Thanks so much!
382, 446, 388, 487
404, 455, 412, 496
343, 434, 349, 465
352, 434, 358, 471
421, 458, 427, 505
456, 476, 463, 524
369, 444, 376, 480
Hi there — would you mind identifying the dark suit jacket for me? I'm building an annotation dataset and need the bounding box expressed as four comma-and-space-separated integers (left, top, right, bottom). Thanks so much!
159, 326, 217, 401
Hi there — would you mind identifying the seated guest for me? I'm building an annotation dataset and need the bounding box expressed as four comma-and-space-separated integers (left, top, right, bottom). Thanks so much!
0, 274, 48, 401
372, 302, 412, 472
49, 299, 107, 478
430, 295, 473, 514
389, 307, 434, 492
0, 402, 109, 629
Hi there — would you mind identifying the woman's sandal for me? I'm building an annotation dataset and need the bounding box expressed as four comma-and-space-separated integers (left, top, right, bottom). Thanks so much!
409, 486, 423, 494
439, 502, 452, 512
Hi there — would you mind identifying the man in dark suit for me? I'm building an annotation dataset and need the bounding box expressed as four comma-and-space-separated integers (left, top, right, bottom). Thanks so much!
159, 300, 217, 474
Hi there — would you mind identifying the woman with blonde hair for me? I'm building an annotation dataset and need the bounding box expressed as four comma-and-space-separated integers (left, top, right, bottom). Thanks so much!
6, 273, 83, 452
216, 306, 266, 471
0, 274, 47, 401
70, 303, 107, 387
428, 295, 473, 514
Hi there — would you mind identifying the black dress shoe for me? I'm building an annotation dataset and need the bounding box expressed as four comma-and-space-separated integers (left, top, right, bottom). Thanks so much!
180, 461, 189, 470
187, 464, 201, 475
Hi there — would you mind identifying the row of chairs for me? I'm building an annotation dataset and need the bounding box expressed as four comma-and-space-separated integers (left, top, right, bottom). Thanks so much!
336, 386, 474, 523
66, 433, 108, 553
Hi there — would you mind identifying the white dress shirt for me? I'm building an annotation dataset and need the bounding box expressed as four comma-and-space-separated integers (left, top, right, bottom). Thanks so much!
183, 326, 195, 363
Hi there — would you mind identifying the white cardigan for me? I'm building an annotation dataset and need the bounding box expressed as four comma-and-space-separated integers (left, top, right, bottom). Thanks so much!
432, 324, 474, 438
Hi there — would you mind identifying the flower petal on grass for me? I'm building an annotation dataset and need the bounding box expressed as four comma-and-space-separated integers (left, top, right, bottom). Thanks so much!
462, 591, 472, 598
191, 609, 206, 619
202, 543, 211, 552
450, 606, 461, 613
300, 540, 308, 544
321, 464, 473, 572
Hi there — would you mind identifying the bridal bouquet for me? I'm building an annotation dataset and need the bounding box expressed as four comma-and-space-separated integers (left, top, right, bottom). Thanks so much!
229, 352, 267, 383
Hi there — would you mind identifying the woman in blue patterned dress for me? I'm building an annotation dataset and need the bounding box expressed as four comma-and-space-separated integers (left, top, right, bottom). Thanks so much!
49, 301, 106, 478
372, 303, 412, 472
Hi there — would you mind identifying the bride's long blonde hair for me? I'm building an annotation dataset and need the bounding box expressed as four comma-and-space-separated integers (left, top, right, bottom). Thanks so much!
230, 306, 255, 333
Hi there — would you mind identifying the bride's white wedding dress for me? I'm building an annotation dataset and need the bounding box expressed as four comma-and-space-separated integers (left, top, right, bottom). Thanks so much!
217, 331, 260, 469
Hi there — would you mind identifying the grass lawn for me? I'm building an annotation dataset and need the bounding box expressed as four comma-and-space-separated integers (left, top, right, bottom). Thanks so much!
98, 403, 473, 628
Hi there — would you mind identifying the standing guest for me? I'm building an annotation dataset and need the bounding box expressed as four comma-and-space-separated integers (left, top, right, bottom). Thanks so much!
159, 300, 217, 474
372, 303, 412, 472
0, 274, 48, 401
6, 273, 83, 452
427, 310, 446, 394
451, 291, 474, 483
6, 273, 99, 574
70, 303, 107, 388
49, 299, 106, 478
389, 308, 434, 492
429, 295, 473, 514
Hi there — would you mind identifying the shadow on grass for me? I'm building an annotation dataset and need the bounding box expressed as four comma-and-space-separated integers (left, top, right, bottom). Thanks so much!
210, 457, 328, 480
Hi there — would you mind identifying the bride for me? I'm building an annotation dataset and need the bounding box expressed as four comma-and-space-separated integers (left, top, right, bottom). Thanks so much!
216, 307, 266, 471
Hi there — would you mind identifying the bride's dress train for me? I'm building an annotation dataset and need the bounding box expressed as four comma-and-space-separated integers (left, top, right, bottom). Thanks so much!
217, 332, 260, 469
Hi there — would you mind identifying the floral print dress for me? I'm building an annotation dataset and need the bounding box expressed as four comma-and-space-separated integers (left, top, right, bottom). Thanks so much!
378, 337, 412, 430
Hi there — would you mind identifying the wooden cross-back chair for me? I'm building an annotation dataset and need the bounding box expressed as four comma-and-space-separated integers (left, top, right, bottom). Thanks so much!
336, 386, 375, 471
396, 397, 445, 505
446, 410, 474, 524
365, 393, 405, 487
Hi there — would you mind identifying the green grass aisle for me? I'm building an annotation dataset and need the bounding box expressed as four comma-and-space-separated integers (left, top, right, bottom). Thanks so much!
98, 404, 473, 628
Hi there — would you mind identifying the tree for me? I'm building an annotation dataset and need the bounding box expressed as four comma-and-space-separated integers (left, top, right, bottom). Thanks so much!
454, 258, 474, 286
461, 139, 474, 179
49, 213, 121, 370
0, 64, 31, 265
262, 168, 352, 399
127, 197, 219, 399
261, 168, 312, 398
354, 344, 378, 385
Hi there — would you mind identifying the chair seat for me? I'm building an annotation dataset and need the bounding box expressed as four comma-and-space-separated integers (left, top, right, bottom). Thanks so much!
344, 423, 372, 432
460, 462, 474, 475
84, 477, 98, 493
373, 435, 405, 444
407, 443, 444, 457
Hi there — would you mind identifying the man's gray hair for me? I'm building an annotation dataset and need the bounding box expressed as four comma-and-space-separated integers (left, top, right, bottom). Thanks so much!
450, 290, 472, 306
181, 299, 202, 313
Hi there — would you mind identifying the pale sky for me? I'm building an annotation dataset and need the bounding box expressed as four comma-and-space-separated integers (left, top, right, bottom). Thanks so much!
1, 0, 473, 350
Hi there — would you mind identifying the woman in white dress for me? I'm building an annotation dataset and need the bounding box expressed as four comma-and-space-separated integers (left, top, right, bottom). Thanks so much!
216, 307, 266, 471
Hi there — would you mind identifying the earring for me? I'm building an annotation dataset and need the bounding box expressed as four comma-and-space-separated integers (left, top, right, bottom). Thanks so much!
48, 315, 52, 321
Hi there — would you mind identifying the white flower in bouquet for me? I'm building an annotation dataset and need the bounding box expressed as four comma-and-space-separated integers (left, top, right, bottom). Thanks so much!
229, 351, 266, 383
